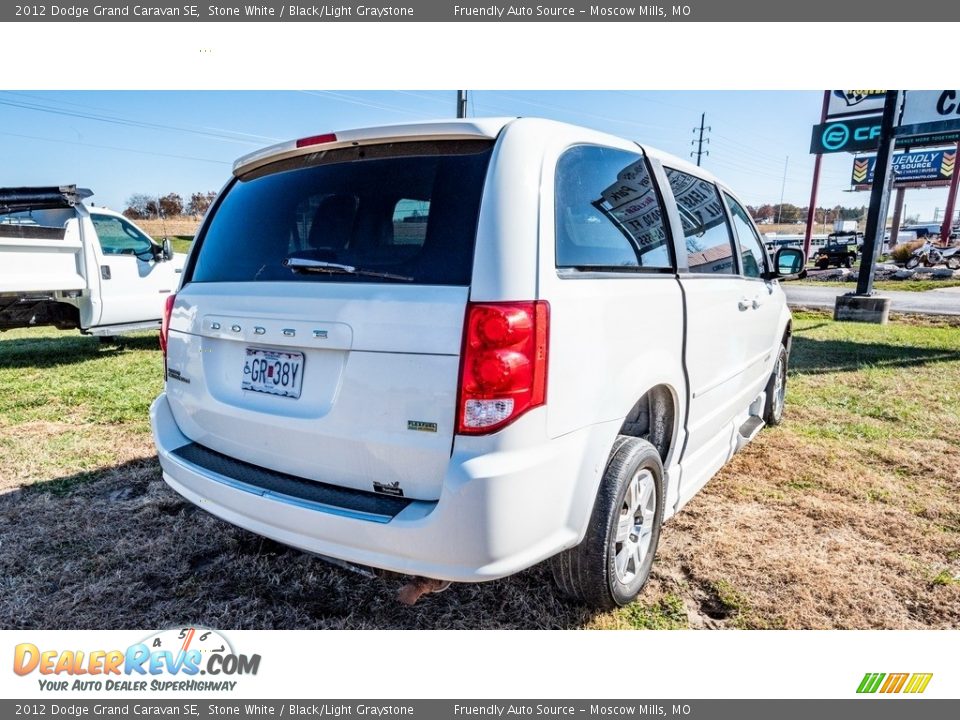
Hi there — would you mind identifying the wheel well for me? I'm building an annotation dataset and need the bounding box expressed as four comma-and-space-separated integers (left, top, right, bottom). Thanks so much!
617, 385, 675, 462
0, 297, 79, 331
781, 320, 793, 356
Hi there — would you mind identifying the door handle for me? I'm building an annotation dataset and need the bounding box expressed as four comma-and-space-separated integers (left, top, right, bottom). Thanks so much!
752, 294, 764, 309
738, 298, 751, 311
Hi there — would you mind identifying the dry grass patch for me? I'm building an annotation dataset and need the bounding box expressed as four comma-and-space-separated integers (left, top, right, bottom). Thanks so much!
1, 314, 959, 629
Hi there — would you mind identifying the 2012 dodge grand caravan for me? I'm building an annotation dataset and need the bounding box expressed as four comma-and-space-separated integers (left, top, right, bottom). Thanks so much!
151, 118, 805, 609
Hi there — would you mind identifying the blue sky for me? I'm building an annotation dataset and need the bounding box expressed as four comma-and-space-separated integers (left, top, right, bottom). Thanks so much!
0, 90, 950, 222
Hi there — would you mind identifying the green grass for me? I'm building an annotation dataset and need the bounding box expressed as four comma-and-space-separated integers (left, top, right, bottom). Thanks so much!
787, 311, 960, 444
874, 280, 960, 292
932, 570, 960, 587
169, 236, 193, 254
2, 313, 959, 629
619, 594, 688, 629
0, 328, 163, 491
0, 328, 162, 428
796, 279, 960, 292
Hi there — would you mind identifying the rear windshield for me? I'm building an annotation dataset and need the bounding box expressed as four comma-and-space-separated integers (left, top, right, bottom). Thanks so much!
187, 140, 494, 286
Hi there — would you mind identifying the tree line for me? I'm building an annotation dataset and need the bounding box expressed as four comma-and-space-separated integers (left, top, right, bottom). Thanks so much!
123, 192, 218, 220
745, 204, 868, 225
120, 195, 892, 229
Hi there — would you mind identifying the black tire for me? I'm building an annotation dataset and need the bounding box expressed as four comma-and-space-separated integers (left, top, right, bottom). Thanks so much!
905, 256, 920, 269
947, 256, 960, 271
550, 437, 665, 610
762, 344, 788, 427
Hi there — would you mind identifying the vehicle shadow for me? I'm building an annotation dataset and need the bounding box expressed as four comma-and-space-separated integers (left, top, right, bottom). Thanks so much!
791, 335, 960, 375
0, 459, 594, 630
0, 334, 158, 370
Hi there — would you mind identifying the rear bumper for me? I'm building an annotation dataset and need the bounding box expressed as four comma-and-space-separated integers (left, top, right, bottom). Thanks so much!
151, 392, 612, 582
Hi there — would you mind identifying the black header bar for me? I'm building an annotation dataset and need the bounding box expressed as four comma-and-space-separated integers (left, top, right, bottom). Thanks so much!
5, 0, 959, 21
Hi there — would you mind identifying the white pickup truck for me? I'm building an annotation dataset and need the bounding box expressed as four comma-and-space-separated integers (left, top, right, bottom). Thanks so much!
0, 186, 186, 336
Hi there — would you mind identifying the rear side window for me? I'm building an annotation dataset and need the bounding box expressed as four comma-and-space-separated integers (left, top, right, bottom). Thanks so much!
664, 168, 736, 275
555, 145, 672, 270
188, 141, 493, 286
724, 193, 768, 278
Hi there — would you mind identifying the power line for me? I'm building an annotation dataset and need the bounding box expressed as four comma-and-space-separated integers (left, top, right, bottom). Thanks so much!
483, 92, 680, 132
391, 90, 451, 106
296, 90, 426, 117
0, 95, 271, 146
1, 91, 280, 143
0, 129, 230, 165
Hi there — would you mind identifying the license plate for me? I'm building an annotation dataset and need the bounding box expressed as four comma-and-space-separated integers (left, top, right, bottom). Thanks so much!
242, 348, 304, 399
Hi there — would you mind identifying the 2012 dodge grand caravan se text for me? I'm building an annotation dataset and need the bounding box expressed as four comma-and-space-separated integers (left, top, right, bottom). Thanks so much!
151, 118, 806, 609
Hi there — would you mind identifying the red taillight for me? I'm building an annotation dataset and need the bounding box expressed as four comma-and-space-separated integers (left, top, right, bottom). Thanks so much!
160, 293, 176, 356
457, 301, 549, 435
296, 133, 337, 148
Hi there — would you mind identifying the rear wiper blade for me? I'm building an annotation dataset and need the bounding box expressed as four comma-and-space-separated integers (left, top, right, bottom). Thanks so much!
282, 257, 413, 282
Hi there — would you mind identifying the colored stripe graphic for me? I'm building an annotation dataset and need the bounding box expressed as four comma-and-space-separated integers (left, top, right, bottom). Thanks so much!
904, 673, 933, 694
880, 673, 909, 693
857, 672, 932, 694
857, 673, 885, 693
942, 152, 955, 178
853, 159, 869, 183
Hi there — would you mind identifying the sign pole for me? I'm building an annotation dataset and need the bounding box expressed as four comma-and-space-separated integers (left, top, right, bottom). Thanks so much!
889, 188, 906, 249
855, 91, 901, 297
803, 91, 830, 260
940, 140, 960, 243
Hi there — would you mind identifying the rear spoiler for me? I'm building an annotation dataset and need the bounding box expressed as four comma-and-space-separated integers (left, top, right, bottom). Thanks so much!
0, 185, 93, 214
233, 118, 514, 177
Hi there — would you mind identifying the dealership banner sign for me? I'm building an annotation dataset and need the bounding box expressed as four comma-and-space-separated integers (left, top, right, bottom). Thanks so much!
851, 148, 956, 189
898, 90, 960, 138
810, 116, 883, 154
827, 90, 887, 119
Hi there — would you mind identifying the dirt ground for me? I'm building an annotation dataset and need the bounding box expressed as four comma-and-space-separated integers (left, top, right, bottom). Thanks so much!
1, 315, 958, 629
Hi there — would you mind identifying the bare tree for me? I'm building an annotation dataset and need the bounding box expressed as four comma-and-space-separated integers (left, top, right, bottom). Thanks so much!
123, 193, 154, 219
187, 191, 217, 217
158, 193, 184, 218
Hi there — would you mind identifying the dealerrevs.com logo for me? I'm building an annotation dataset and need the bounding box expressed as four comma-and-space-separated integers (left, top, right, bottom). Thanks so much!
13, 627, 260, 692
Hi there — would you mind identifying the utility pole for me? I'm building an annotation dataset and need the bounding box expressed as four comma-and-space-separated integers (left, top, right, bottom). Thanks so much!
777, 155, 789, 224
456, 90, 468, 119
890, 188, 906, 249
690, 113, 710, 166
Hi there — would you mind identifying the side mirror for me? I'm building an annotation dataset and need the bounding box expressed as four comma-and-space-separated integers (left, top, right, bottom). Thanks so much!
161, 237, 173, 262
771, 247, 806, 280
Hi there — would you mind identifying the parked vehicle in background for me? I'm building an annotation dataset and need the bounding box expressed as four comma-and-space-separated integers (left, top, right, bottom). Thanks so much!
0, 186, 186, 335
151, 118, 806, 609
943, 246, 960, 270
813, 231, 862, 269
901, 222, 958, 242
905, 239, 951, 269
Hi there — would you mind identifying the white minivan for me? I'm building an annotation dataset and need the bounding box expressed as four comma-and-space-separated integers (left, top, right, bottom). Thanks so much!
151, 118, 804, 609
